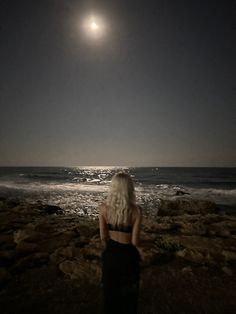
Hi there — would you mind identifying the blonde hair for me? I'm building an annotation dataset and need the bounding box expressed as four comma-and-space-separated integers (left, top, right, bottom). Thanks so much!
105, 172, 136, 225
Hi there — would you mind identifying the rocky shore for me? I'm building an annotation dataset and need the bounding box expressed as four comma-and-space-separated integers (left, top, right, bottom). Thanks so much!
0, 197, 236, 314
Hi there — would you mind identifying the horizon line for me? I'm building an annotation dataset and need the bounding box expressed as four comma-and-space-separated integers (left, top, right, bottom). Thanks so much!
0, 165, 235, 168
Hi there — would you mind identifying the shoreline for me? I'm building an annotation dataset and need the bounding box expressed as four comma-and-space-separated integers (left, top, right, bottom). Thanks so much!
0, 197, 236, 313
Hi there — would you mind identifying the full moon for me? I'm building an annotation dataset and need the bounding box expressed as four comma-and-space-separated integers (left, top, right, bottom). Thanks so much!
82, 14, 106, 40
91, 21, 98, 30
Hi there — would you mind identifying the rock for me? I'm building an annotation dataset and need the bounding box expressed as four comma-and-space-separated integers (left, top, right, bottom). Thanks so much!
179, 222, 207, 236
76, 222, 99, 238
0, 197, 7, 209
39, 237, 72, 253
158, 198, 217, 216
37, 204, 64, 215
16, 241, 38, 253
222, 266, 233, 276
0, 268, 10, 284
0, 234, 14, 245
138, 241, 163, 267
62, 230, 78, 239
181, 266, 193, 274
154, 236, 184, 252
176, 190, 190, 196
0, 250, 17, 266
1, 199, 20, 209
176, 248, 205, 264
50, 246, 81, 264
83, 246, 102, 261
222, 250, 236, 263
14, 229, 32, 244
59, 260, 101, 282
13, 252, 49, 272
13, 227, 45, 244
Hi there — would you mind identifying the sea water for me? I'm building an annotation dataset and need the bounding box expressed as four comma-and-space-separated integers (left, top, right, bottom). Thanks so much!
0, 167, 235, 217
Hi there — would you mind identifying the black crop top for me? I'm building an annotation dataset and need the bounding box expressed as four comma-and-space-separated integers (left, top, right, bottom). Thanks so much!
107, 223, 133, 233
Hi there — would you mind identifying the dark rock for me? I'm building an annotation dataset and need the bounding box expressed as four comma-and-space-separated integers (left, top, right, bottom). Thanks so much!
0, 250, 17, 265
0, 268, 10, 285
176, 190, 190, 196
158, 198, 217, 216
59, 259, 101, 282
16, 241, 38, 253
13, 252, 49, 272
37, 204, 64, 215
50, 246, 81, 265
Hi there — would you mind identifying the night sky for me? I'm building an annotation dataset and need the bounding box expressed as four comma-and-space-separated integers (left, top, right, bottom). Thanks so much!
0, 0, 235, 167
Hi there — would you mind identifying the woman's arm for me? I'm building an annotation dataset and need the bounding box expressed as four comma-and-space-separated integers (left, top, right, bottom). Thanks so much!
99, 203, 109, 248
131, 205, 142, 246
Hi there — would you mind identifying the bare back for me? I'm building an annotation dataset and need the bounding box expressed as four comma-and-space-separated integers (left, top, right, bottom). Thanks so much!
99, 203, 142, 246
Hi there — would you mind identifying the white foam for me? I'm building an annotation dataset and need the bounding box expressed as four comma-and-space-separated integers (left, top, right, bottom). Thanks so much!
0, 181, 109, 193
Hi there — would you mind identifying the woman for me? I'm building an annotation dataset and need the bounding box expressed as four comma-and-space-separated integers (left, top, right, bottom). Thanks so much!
99, 172, 142, 314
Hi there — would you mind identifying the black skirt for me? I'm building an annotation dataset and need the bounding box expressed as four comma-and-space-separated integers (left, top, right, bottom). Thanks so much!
101, 239, 141, 314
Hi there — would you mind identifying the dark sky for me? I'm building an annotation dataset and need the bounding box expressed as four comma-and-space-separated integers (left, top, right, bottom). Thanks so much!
0, 0, 235, 166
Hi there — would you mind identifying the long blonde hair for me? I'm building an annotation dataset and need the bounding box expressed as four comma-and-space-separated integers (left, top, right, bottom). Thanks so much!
105, 172, 136, 225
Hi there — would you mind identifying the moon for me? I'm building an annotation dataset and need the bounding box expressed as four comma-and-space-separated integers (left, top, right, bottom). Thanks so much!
82, 14, 106, 40
91, 21, 98, 30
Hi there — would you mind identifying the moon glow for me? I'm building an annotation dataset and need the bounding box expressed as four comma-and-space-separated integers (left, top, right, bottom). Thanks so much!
91, 21, 98, 30
82, 15, 106, 40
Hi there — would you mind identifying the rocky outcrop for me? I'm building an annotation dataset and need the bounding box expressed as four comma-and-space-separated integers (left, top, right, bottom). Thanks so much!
0, 197, 236, 314
158, 198, 217, 216
0, 198, 235, 288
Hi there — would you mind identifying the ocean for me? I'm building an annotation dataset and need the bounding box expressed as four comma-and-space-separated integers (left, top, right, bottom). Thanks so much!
0, 167, 235, 217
